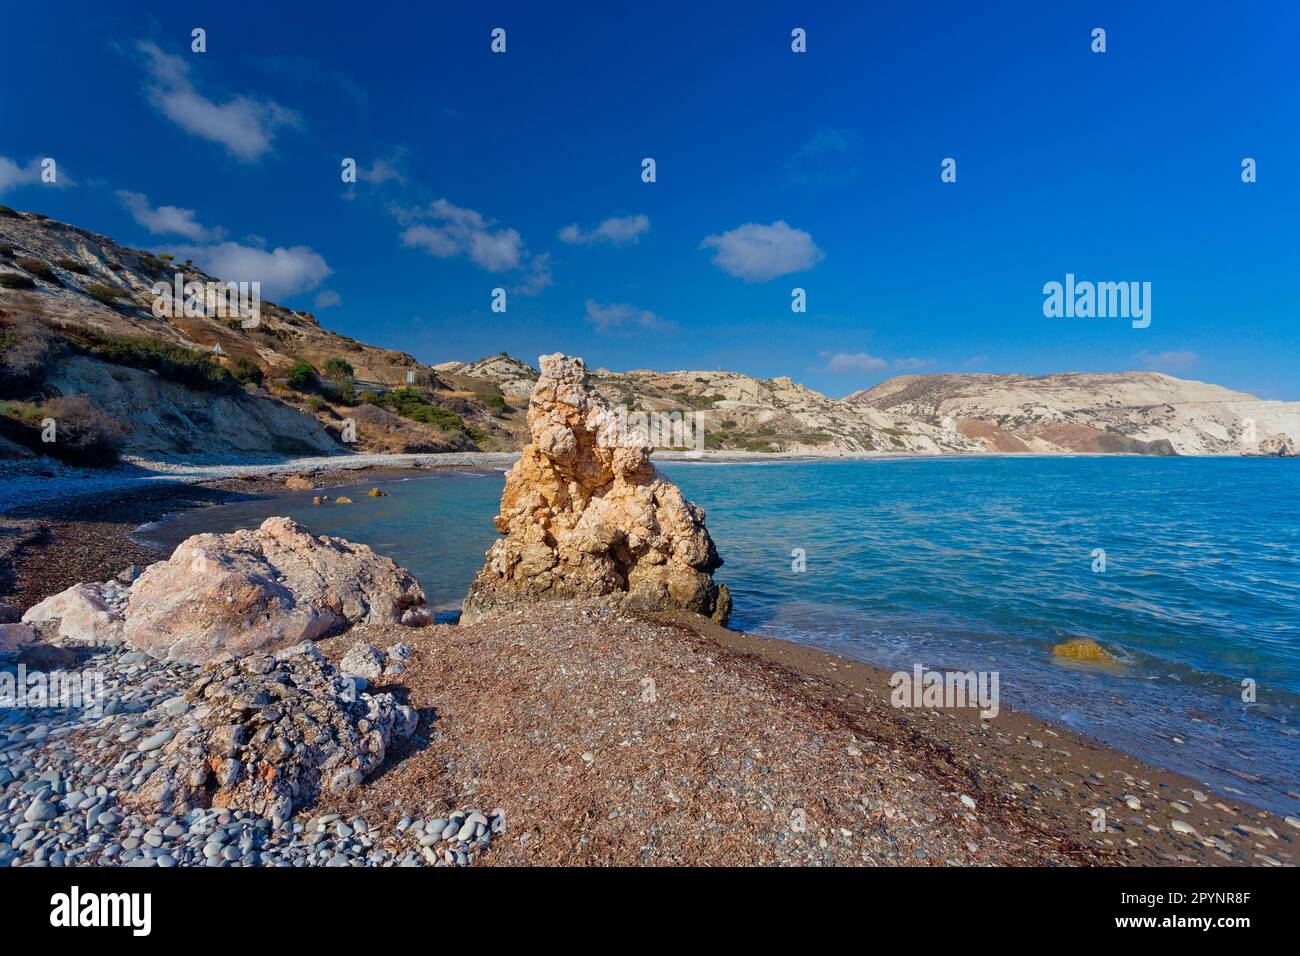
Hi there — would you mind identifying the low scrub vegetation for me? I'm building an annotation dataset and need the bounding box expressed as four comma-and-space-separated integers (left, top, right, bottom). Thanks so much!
322, 357, 353, 379
84, 283, 133, 307
227, 356, 263, 386
55, 257, 90, 275
0, 273, 36, 290
286, 358, 318, 392
0, 396, 125, 466
359, 386, 484, 442
78, 332, 239, 394
0, 312, 60, 397
15, 258, 57, 282
320, 356, 357, 404
480, 390, 508, 414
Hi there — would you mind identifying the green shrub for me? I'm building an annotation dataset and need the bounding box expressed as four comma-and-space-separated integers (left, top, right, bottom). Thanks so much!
481, 391, 508, 413
85, 283, 132, 307
357, 390, 382, 405
287, 359, 317, 392
15, 258, 56, 282
0, 205, 19, 218
87, 334, 238, 393
322, 357, 354, 379
0, 244, 13, 257
305, 395, 328, 412
0, 273, 35, 290
325, 377, 357, 405
228, 356, 263, 386
55, 258, 89, 275
382, 387, 469, 432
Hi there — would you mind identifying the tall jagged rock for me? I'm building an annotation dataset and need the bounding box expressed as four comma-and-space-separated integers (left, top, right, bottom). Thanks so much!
462, 354, 731, 625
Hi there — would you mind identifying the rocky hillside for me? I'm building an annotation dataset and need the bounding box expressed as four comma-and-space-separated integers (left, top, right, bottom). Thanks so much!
847, 372, 1300, 456
438, 357, 1299, 457
437, 354, 981, 454
434, 353, 539, 401
592, 365, 981, 453
4, 208, 1293, 462
0, 206, 523, 460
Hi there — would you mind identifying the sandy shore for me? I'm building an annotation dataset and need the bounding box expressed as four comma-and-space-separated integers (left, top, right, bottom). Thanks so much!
2, 458, 1297, 866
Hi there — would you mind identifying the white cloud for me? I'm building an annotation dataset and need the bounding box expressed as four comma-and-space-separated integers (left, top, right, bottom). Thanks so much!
963, 355, 988, 368
513, 253, 553, 296
359, 158, 405, 185
700, 220, 823, 282
168, 241, 332, 300
116, 190, 221, 242
0, 157, 44, 195
399, 199, 523, 271
1139, 349, 1199, 372
137, 41, 299, 162
558, 214, 649, 245
314, 289, 342, 309
893, 357, 931, 370
826, 352, 887, 374
584, 299, 672, 334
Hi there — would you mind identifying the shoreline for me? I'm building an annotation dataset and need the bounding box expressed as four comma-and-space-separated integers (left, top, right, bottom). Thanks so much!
1, 458, 1297, 865
4, 446, 1287, 518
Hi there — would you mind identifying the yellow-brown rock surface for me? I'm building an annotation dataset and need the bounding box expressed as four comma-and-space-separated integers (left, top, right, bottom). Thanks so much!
462, 354, 730, 625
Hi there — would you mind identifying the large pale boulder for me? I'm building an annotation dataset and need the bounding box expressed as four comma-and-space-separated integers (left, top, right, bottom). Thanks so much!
125, 516, 431, 663
462, 353, 731, 625
22, 583, 125, 646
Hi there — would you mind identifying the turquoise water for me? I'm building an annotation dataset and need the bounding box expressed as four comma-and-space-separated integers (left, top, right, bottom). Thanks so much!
137, 457, 1300, 814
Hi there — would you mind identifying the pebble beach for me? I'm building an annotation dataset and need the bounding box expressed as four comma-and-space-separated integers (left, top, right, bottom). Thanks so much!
2, 457, 1298, 867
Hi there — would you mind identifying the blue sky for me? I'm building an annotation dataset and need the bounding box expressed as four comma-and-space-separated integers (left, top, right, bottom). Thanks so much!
3, 1, 1297, 398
